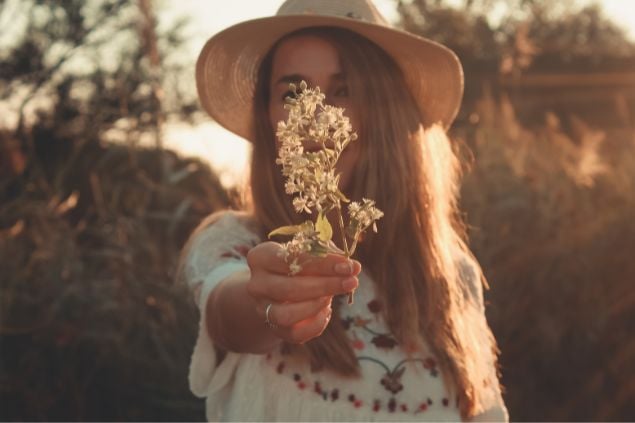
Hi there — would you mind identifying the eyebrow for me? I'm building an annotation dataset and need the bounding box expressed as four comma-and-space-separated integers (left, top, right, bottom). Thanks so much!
275, 72, 346, 86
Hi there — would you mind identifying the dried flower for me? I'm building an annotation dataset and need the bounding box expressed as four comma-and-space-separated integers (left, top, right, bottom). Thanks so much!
269, 81, 383, 302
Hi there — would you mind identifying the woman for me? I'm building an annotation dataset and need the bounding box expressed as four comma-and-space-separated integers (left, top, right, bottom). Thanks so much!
179, 0, 509, 421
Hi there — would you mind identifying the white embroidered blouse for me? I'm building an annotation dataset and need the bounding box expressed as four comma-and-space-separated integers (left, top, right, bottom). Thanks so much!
180, 211, 509, 422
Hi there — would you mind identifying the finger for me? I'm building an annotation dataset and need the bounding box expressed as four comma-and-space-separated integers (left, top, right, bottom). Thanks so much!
280, 306, 332, 344
269, 296, 332, 327
265, 274, 358, 302
246, 241, 292, 274
247, 242, 362, 277
294, 254, 362, 277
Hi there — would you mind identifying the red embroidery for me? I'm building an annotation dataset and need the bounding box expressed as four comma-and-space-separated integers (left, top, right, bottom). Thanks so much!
367, 299, 383, 313
424, 357, 439, 377
351, 339, 365, 350
235, 245, 250, 257
371, 334, 398, 349
372, 399, 381, 412
354, 316, 372, 327
380, 367, 405, 394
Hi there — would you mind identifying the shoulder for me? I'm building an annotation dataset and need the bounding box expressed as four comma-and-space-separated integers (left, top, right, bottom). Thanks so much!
189, 209, 262, 247
195, 209, 260, 235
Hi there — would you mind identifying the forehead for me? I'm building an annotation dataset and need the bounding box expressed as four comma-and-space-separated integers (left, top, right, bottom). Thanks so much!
270, 34, 342, 83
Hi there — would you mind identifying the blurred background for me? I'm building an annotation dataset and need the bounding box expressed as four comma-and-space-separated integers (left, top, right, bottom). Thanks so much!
1, 0, 634, 421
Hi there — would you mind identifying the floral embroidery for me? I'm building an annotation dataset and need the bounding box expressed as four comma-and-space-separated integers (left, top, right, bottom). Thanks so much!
354, 316, 372, 327
371, 334, 398, 349
268, 294, 455, 415
423, 357, 439, 377
276, 360, 450, 415
416, 402, 429, 413
380, 367, 405, 394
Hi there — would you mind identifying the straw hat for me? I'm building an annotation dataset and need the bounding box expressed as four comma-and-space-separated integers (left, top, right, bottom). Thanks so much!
196, 0, 464, 142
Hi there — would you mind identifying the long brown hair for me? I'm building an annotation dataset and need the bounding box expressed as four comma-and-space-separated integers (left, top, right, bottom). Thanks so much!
248, 27, 503, 420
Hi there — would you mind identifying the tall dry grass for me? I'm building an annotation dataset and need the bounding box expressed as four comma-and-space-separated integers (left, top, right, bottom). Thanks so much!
459, 91, 635, 421
0, 137, 232, 421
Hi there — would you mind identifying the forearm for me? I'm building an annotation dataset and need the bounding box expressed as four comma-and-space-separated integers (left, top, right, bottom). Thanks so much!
206, 269, 282, 354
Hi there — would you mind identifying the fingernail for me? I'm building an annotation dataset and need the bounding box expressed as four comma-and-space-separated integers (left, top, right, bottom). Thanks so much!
341, 277, 358, 291
335, 261, 353, 275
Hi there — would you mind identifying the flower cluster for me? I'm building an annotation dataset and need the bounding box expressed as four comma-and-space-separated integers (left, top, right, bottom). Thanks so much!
275, 81, 357, 214
348, 198, 384, 234
274, 221, 322, 275
270, 81, 383, 298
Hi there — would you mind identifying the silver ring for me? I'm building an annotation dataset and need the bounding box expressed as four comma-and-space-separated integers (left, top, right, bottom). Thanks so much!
265, 303, 277, 328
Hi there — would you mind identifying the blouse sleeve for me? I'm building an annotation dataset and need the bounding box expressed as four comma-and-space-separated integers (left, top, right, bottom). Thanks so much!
178, 210, 260, 398
458, 253, 510, 423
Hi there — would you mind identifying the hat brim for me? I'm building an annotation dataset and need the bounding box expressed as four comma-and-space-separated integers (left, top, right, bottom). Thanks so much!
196, 14, 464, 141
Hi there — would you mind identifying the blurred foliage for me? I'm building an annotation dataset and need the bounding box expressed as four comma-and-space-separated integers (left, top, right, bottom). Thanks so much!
397, 0, 635, 127
397, 0, 635, 76
0, 0, 225, 420
398, 1, 635, 420
457, 94, 635, 421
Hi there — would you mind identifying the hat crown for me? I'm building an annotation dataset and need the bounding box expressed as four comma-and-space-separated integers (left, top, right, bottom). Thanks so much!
276, 0, 389, 26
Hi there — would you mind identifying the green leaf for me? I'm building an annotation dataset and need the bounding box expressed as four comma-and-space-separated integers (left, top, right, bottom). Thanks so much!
268, 225, 304, 238
316, 212, 333, 242
309, 241, 329, 257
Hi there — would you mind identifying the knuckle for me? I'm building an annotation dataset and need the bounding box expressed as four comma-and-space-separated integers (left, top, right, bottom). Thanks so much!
279, 281, 296, 301
246, 245, 259, 268
245, 279, 259, 298
275, 307, 292, 327
325, 277, 341, 295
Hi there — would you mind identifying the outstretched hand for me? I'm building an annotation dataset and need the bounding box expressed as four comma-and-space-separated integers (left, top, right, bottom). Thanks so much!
246, 241, 361, 344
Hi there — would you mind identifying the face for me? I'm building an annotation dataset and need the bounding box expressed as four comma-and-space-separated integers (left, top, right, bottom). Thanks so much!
268, 34, 361, 194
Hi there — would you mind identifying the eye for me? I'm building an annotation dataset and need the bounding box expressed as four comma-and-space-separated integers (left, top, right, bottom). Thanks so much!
333, 85, 349, 97
281, 90, 294, 101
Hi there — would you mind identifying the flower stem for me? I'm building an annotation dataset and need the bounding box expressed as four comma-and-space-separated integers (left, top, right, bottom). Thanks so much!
335, 206, 355, 305
336, 206, 349, 255
349, 233, 360, 257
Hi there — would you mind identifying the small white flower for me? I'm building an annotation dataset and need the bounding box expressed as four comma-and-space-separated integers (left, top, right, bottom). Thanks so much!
289, 258, 302, 275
